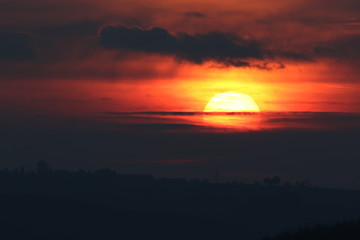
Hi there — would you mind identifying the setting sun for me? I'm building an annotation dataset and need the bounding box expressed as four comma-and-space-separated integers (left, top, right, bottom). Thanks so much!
204, 92, 260, 112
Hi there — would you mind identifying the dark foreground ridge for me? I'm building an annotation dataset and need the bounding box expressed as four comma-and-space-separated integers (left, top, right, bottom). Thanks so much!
263, 220, 360, 240
1, 162, 360, 240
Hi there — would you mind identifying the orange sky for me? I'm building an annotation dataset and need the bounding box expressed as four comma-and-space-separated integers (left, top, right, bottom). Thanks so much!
1, 0, 360, 116
1, 64, 359, 118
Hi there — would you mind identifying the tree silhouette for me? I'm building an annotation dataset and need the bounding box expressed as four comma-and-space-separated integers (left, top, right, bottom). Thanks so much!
263, 176, 281, 185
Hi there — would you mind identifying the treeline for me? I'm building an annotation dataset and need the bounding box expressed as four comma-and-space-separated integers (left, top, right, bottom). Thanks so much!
0, 161, 312, 187
263, 220, 360, 240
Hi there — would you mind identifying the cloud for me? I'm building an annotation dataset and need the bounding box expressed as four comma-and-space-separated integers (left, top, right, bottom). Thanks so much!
98, 25, 263, 67
98, 26, 178, 53
0, 32, 37, 61
314, 34, 360, 60
184, 12, 207, 18
1, 0, 359, 79
277, 51, 312, 61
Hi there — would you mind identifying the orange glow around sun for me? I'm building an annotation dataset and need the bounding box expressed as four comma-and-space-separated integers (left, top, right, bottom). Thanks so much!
204, 92, 260, 112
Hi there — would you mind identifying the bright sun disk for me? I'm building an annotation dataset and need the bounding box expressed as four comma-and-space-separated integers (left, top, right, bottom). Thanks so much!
204, 92, 260, 112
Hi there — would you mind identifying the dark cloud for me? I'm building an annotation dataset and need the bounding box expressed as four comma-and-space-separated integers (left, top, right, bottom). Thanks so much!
98, 25, 263, 67
276, 51, 312, 61
124, 123, 200, 131
314, 34, 360, 60
184, 12, 207, 18
98, 26, 178, 53
29, 21, 101, 39
101, 97, 113, 101
313, 45, 336, 56
177, 32, 263, 64
0, 32, 37, 61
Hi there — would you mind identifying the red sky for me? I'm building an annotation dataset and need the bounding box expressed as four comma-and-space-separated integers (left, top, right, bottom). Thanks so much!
1, 0, 360, 115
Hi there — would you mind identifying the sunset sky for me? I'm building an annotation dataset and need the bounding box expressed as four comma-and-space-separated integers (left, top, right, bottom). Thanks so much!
1, 0, 360, 188
1, 0, 360, 114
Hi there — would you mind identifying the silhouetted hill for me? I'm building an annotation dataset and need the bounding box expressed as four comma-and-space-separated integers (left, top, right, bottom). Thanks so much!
263, 220, 360, 240
1, 163, 360, 239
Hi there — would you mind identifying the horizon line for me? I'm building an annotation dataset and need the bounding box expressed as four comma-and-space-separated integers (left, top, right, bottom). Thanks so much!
103, 111, 360, 116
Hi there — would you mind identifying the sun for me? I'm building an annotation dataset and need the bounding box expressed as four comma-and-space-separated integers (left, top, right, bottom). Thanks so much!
204, 92, 260, 112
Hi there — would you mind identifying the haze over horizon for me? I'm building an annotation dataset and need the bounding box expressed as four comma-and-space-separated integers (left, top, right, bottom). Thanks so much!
1, 0, 360, 189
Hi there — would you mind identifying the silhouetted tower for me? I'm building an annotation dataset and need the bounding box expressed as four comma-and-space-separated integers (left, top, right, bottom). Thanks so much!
37, 161, 51, 174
